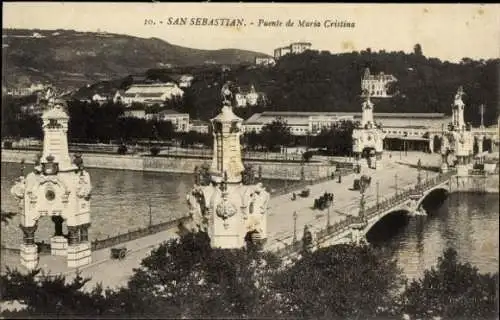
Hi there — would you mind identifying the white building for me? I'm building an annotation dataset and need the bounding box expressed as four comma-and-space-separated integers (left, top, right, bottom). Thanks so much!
189, 120, 210, 133
361, 68, 397, 98
179, 75, 194, 88
243, 110, 451, 153
154, 109, 190, 132
123, 109, 147, 119
255, 57, 276, 67
7, 83, 47, 97
91, 93, 109, 105
116, 83, 184, 106
235, 85, 262, 108
274, 42, 312, 59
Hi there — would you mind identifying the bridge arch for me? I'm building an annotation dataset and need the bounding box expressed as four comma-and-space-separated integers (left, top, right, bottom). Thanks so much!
363, 184, 449, 237
364, 209, 411, 237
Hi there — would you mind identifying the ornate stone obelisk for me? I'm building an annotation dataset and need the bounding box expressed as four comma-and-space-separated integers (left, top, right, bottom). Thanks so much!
11, 95, 92, 270
352, 92, 386, 169
185, 83, 269, 249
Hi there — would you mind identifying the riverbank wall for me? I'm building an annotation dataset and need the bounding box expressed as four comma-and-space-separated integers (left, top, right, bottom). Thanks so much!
449, 174, 499, 193
1, 149, 336, 181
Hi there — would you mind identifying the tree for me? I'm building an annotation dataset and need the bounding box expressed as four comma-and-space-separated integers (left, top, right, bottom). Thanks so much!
312, 120, 356, 156
1, 210, 17, 225
400, 248, 499, 320
0, 268, 113, 317
259, 117, 292, 152
268, 244, 405, 319
114, 231, 282, 318
414, 43, 423, 56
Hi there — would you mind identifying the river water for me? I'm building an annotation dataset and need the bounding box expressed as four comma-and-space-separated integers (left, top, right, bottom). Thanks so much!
1, 162, 498, 280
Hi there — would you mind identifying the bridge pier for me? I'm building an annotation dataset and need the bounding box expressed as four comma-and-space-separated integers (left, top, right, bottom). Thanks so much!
350, 221, 367, 245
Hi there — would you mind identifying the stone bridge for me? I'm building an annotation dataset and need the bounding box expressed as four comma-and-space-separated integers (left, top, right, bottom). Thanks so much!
274, 171, 455, 260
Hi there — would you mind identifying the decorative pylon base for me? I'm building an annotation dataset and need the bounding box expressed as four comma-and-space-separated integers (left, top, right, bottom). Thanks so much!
67, 242, 92, 268
456, 164, 469, 176
20, 244, 38, 270
50, 236, 68, 256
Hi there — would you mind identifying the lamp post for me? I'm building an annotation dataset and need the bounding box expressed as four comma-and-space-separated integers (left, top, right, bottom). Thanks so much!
293, 211, 298, 243
148, 199, 153, 228
376, 181, 380, 209
327, 200, 331, 230
395, 173, 398, 196
417, 158, 422, 188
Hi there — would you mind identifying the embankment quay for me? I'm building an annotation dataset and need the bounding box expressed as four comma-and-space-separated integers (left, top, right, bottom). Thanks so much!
1, 149, 336, 181
2, 154, 497, 291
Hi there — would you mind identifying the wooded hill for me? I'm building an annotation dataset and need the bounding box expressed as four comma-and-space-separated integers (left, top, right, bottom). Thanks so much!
169, 48, 499, 125
2, 28, 269, 89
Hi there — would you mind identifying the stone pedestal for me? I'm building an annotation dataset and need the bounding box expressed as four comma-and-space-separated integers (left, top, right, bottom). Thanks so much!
50, 236, 68, 256
67, 242, 92, 268
456, 164, 469, 176
440, 162, 449, 173
350, 226, 366, 245
20, 244, 38, 270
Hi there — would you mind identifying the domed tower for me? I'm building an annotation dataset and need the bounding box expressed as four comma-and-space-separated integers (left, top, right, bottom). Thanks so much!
185, 83, 269, 249
11, 97, 92, 270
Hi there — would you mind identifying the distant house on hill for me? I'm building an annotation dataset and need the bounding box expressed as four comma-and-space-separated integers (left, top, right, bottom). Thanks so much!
235, 84, 266, 108
179, 75, 194, 88
123, 106, 147, 119
154, 109, 190, 132
73, 81, 119, 104
7, 83, 47, 97
255, 57, 276, 67
274, 42, 312, 59
116, 83, 184, 106
361, 68, 397, 98
189, 120, 210, 133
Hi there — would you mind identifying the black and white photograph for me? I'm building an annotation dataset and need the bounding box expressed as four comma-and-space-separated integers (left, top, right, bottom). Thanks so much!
1, 2, 499, 319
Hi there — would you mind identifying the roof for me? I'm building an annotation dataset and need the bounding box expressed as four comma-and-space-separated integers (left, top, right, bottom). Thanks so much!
158, 109, 184, 115
244, 111, 450, 126
190, 120, 210, 126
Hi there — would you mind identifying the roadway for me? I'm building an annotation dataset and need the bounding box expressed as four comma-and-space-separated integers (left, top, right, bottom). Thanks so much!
1, 152, 441, 292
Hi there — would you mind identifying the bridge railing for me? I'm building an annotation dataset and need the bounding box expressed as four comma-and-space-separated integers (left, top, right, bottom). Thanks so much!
274, 171, 456, 259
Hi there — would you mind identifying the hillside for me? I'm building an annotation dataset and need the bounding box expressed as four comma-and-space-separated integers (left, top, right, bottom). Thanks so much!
2, 28, 269, 89
178, 50, 499, 126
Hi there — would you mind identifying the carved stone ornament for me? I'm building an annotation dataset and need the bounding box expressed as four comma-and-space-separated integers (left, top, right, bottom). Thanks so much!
11, 176, 26, 199
76, 173, 92, 199
215, 193, 238, 222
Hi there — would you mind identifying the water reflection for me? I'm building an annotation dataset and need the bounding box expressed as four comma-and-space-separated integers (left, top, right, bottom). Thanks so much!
1, 163, 293, 248
368, 193, 499, 279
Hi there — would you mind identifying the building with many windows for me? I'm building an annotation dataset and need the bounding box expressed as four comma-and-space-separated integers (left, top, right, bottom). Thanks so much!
255, 57, 276, 67
274, 42, 312, 59
243, 111, 452, 152
361, 68, 397, 97
152, 109, 190, 132
235, 85, 262, 108
114, 83, 184, 106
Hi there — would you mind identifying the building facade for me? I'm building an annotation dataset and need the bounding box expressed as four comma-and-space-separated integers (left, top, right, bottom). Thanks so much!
189, 120, 210, 133
243, 111, 452, 152
235, 85, 261, 108
274, 42, 312, 60
6, 83, 47, 97
361, 68, 397, 98
255, 57, 276, 67
115, 83, 184, 106
154, 109, 190, 132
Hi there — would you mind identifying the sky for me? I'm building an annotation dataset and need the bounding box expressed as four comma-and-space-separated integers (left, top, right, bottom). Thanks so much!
3, 2, 500, 62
